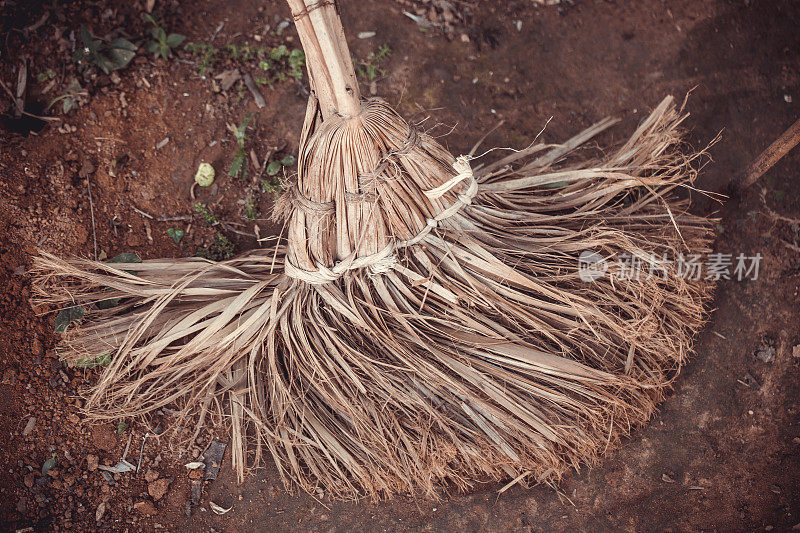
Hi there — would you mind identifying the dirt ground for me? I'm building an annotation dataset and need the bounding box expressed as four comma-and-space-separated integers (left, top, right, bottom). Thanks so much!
1, 0, 799, 531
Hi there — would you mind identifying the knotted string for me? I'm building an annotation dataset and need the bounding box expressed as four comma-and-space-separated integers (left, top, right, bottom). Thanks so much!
285, 156, 477, 284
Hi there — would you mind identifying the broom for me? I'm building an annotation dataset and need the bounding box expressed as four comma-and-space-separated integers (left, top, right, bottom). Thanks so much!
32, 0, 715, 499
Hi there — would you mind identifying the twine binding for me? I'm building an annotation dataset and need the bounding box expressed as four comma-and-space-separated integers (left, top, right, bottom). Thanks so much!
291, 0, 336, 21
286, 156, 476, 284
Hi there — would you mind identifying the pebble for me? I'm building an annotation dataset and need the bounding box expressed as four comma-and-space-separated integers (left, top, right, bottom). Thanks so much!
86, 454, 99, 472
22, 417, 36, 436
148, 478, 172, 501
133, 500, 157, 515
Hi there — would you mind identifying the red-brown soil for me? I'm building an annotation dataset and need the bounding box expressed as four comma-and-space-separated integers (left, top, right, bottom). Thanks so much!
1, 0, 799, 531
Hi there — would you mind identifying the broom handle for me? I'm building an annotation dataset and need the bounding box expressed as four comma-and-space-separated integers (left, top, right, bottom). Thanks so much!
287, 0, 361, 117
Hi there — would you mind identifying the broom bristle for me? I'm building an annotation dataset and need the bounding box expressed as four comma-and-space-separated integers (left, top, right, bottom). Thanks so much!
32, 95, 714, 499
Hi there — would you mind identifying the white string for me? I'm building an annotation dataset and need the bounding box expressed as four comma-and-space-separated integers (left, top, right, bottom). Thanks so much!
285, 156, 477, 284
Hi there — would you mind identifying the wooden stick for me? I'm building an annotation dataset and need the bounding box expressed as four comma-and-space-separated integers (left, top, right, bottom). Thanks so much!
732, 116, 800, 194
285, 0, 338, 119
298, 0, 361, 116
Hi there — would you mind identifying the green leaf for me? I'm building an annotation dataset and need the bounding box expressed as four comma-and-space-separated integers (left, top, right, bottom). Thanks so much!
289, 48, 305, 64
62, 96, 75, 114
75, 351, 112, 369
166, 227, 185, 244
236, 112, 253, 144
117, 421, 127, 434
229, 151, 245, 177
146, 41, 160, 54
94, 55, 112, 75
41, 453, 57, 475
266, 161, 282, 176
54, 305, 85, 333
110, 38, 137, 52
280, 155, 295, 167
96, 298, 120, 310
270, 45, 288, 60
166, 33, 186, 48
155, 28, 166, 42
105, 39, 137, 71
79, 25, 93, 47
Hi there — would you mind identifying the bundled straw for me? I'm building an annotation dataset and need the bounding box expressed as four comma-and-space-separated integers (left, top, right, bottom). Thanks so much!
32, 0, 714, 499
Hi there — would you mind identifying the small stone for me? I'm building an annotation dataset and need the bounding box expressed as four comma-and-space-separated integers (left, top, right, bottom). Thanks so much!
755, 345, 776, 363
22, 417, 36, 436
194, 163, 215, 187
144, 469, 159, 483
133, 500, 157, 515
148, 478, 172, 501
24, 473, 35, 488
86, 454, 99, 472
2, 368, 17, 385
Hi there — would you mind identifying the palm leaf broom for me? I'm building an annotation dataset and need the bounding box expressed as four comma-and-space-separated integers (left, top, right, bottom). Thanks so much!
32, 0, 715, 499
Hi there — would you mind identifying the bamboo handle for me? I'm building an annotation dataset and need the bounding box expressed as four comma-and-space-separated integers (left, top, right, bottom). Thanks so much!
287, 0, 361, 118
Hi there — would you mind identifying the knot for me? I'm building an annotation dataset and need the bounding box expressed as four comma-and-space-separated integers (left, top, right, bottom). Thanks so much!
285, 157, 477, 283
356, 126, 421, 188
288, 184, 335, 215
291, 0, 335, 20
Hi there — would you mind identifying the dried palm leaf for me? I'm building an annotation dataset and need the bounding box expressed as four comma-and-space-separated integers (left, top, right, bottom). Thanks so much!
32, 0, 715, 499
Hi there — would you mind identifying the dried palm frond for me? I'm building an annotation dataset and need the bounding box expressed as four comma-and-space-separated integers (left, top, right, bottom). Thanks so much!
31, 0, 715, 500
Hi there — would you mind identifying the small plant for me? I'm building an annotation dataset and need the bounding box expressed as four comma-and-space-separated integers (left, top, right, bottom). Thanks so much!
36, 69, 55, 82
185, 42, 217, 75
254, 46, 305, 86
193, 202, 219, 226
355, 44, 391, 81
228, 113, 253, 179
243, 195, 260, 221
143, 14, 186, 60
260, 177, 284, 194
197, 233, 235, 261
166, 227, 184, 244
259, 154, 295, 194
47, 78, 86, 114
73, 25, 136, 74
288, 48, 305, 79
266, 154, 295, 176
226, 43, 256, 62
